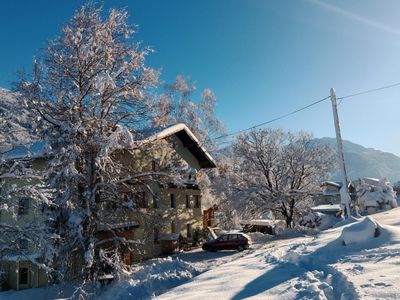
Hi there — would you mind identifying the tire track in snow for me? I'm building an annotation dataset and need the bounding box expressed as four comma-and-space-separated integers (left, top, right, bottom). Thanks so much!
267, 241, 360, 300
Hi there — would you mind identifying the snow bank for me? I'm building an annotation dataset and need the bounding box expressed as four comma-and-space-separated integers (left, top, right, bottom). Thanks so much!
340, 217, 378, 246
99, 257, 200, 300
246, 232, 274, 244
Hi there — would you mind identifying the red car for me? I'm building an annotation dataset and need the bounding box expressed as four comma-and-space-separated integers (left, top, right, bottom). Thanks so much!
202, 233, 251, 252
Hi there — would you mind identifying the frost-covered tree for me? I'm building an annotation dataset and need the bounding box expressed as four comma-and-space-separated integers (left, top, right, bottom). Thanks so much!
153, 75, 226, 209
13, 3, 167, 286
154, 75, 224, 148
219, 129, 334, 228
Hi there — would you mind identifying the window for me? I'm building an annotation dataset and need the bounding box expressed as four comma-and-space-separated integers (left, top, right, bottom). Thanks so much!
170, 194, 176, 208
106, 199, 118, 210
187, 224, 193, 238
18, 198, 29, 215
228, 234, 238, 241
194, 195, 201, 208
154, 227, 159, 243
19, 268, 29, 285
135, 191, 147, 208
123, 251, 132, 266
217, 235, 228, 241
19, 239, 28, 250
185, 195, 191, 208
171, 221, 176, 233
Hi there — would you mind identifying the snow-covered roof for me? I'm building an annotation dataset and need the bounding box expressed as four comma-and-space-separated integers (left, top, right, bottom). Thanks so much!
311, 204, 342, 212
320, 181, 342, 188
322, 191, 341, 196
142, 123, 216, 169
362, 177, 381, 185
98, 221, 139, 231
3, 123, 216, 169
240, 219, 280, 226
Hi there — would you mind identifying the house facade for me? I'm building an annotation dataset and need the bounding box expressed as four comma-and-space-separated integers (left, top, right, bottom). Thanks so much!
313, 181, 342, 206
0, 123, 216, 291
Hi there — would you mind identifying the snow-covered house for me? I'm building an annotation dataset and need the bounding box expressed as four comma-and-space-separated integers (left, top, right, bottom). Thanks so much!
351, 177, 397, 215
0, 123, 216, 290
96, 124, 216, 263
313, 181, 342, 205
0, 154, 50, 291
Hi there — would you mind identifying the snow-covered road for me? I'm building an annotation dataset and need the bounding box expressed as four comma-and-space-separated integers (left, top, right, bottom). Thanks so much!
157, 208, 400, 300
3, 209, 400, 300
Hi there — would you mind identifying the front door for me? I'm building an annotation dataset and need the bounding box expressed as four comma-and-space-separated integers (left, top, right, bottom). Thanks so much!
18, 267, 31, 290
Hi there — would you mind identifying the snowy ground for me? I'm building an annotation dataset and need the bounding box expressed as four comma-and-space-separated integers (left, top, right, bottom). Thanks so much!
1, 236, 270, 300
3, 208, 400, 299
157, 208, 400, 300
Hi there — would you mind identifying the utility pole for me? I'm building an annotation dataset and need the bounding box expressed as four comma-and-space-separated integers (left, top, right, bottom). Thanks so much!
330, 88, 351, 218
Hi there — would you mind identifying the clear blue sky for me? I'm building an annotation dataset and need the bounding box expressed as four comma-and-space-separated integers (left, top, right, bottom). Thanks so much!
1, 0, 400, 155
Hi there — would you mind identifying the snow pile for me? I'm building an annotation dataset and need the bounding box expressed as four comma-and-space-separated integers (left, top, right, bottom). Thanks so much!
246, 232, 274, 244
99, 257, 200, 300
340, 217, 378, 246
354, 178, 397, 214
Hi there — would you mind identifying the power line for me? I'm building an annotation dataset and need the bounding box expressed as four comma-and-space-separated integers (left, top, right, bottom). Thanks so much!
214, 80, 400, 145
339, 81, 400, 100
213, 95, 330, 141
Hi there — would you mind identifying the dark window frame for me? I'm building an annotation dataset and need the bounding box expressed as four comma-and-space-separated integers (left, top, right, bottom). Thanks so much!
171, 221, 176, 233
170, 194, 176, 208
185, 195, 191, 208
135, 191, 147, 208
187, 223, 193, 238
19, 267, 29, 285
18, 198, 30, 215
18, 238, 28, 250
194, 195, 201, 208
154, 227, 160, 244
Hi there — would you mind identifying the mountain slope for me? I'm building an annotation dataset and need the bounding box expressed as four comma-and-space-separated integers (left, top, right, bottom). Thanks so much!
315, 137, 400, 183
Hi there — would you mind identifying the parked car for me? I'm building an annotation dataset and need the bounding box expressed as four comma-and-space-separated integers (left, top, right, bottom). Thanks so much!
202, 233, 251, 252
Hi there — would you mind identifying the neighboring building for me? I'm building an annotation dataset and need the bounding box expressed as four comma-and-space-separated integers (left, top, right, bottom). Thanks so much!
351, 177, 397, 215
313, 181, 342, 206
0, 156, 50, 291
312, 181, 347, 216
203, 204, 219, 229
0, 123, 216, 290
240, 219, 286, 235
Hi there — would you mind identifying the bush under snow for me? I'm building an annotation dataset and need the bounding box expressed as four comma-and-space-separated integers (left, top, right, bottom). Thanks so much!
99, 257, 200, 300
340, 217, 378, 246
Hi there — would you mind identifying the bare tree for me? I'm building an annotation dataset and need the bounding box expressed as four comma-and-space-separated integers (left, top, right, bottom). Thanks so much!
220, 128, 334, 228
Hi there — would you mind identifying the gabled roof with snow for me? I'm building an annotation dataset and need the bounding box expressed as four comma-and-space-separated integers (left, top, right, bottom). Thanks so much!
142, 123, 216, 169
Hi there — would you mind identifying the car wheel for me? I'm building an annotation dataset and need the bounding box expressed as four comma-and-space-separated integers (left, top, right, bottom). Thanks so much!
237, 245, 244, 252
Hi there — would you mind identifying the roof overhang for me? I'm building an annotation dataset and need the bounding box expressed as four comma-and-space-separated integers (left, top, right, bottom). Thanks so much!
144, 123, 216, 169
